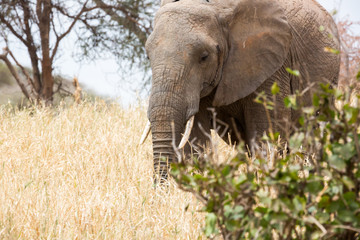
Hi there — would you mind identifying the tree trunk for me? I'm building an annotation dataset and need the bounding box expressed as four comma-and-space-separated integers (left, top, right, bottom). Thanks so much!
37, 0, 53, 103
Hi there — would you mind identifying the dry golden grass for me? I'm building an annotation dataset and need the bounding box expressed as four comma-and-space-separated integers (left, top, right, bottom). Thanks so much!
0, 100, 217, 239
1, 93, 354, 239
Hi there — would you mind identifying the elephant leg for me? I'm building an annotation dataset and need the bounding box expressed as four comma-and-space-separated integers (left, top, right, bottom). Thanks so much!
186, 108, 243, 161
214, 109, 245, 147
242, 73, 291, 152
242, 98, 270, 152
182, 97, 213, 161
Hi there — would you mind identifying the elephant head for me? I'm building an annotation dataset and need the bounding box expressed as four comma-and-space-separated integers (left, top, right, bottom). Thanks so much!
142, 0, 293, 181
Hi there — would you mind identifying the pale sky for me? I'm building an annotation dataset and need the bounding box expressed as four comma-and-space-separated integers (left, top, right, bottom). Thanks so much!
4, 0, 360, 106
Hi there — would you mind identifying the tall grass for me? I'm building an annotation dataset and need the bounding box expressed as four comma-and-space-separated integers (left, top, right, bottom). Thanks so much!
0, 100, 211, 239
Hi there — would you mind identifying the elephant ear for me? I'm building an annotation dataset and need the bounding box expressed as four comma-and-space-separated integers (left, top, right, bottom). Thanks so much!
213, 0, 292, 106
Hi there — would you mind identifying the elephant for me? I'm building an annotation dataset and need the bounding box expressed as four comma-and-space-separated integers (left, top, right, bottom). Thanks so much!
140, 0, 340, 181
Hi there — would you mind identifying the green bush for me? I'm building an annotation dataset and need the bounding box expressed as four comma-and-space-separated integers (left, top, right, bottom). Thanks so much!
171, 80, 360, 239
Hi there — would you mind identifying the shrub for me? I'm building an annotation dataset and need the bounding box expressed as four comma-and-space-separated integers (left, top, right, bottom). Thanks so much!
171, 80, 360, 239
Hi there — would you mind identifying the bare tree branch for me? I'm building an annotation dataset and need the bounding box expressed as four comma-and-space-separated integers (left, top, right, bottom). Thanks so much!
51, 0, 98, 62
0, 14, 27, 46
93, 0, 149, 46
0, 48, 31, 100
21, 0, 42, 92
7, 48, 38, 98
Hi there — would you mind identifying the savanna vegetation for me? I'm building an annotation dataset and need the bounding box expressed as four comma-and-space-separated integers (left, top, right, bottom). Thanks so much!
170, 19, 360, 240
173, 80, 360, 240
0, 100, 211, 239
0, 1, 360, 240
169, 19, 360, 239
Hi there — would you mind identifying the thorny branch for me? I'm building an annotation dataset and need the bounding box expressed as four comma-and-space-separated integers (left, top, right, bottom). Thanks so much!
0, 48, 31, 99
50, 1, 99, 62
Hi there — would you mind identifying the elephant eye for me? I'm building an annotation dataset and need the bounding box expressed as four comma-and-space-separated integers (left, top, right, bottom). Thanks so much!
199, 51, 209, 63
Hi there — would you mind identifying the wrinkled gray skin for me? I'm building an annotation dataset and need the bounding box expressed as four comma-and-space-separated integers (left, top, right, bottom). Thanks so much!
145, 0, 340, 180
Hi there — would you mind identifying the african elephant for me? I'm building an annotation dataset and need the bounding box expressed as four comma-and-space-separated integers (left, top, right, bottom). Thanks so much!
140, 0, 340, 181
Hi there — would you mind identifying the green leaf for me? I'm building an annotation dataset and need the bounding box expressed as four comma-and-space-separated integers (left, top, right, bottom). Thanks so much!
225, 219, 238, 232
221, 165, 231, 177
311, 231, 323, 239
260, 217, 269, 228
206, 199, 215, 212
204, 213, 217, 236
224, 205, 233, 218
284, 95, 297, 109
343, 192, 360, 209
356, 168, 360, 179
316, 212, 330, 224
328, 155, 346, 172
286, 68, 300, 76
302, 107, 315, 115
232, 206, 245, 220
313, 93, 320, 106
293, 195, 306, 213
289, 132, 304, 149
234, 174, 247, 187
305, 181, 323, 195
343, 105, 359, 124
341, 176, 355, 190
271, 82, 280, 95
266, 105, 274, 110
324, 47, 340, 54
272, 199, 282, 212
193, 174, 206, 181
181, 174, 193, 185
270, 212, 288, 222
318, 195, 330, 208
170, 164, 180, 176
329, 200, 340, 213
308, 206, 317, 214
338, 210, 356, 223
298, 116, 305, 126
255, 206, 268, 214
329, 184, 341, 195
254, 97, 263, 104
321, 169, 333, 179
343, 192, 356, 202
269, 132, 280, 141
336, 142, 356, 160
356, 70, 360, 81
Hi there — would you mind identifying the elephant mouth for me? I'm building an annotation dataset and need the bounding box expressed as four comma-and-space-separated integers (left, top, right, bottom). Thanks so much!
140, 115, 195, 149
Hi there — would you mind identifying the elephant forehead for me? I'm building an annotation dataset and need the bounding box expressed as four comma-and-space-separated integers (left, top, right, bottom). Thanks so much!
148, 10, 219, 51
155, 4, 216, 28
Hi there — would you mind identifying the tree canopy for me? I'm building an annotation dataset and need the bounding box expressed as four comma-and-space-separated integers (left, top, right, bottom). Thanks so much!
0, 0, 156, 103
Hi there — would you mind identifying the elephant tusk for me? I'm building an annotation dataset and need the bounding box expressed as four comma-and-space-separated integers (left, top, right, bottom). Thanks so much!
139, 120, 151, 145
178, 116, 195, 149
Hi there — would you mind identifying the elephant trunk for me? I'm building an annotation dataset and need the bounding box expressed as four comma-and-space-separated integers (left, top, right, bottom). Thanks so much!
151, 113, 183, 181
148, 66, 189, 181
